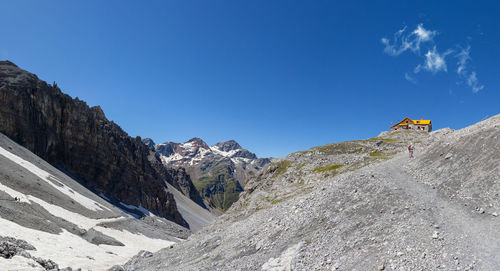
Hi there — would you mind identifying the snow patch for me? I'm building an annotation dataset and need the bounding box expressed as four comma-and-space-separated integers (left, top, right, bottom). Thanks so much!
210, 146, 240, 158
180, 142, 194, 150
160, 153, 184, 164
0, 146, 105, 211
0, 181, 30, 203
29, 196, 121, 230
0, 180, 121, 230
0, 255, 44, 271
231, 157, 251, 164
119, 202, 156, 218
0, 217, 175, 270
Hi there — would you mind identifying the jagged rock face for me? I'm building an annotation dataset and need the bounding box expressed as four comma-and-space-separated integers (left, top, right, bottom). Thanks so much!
142, 138, 155, 148
214, 140, 241, 151
214, 140, 257, 159
0, 61, 186, 226
153, 137, 270, 211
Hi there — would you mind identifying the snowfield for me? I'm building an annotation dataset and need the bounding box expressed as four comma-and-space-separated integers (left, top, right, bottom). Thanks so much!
0, 145, 106, 211
0, 216, 174, 270
0, 135, 183, 270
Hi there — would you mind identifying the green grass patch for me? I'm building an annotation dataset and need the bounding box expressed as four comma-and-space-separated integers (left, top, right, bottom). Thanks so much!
271, 198, 286, 204
312, 164, 343, 173
369, 151, 397, 160
312, 142, 371, 156
373, 156, 391, 160
369, 151, 384, 157
193, 166, 244, 212
273, 160, 293, 176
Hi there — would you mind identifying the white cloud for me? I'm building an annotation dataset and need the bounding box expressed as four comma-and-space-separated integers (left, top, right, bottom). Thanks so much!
381, 26, 410, 56
404, 72, 417, 84
415, 47, 452, 73
381, 24, 436, 56
467, 72, 484, 93
413, 24, 436, 44
455, 45, 484, 93
456, 45, 470, 75
382, 24, 484, 93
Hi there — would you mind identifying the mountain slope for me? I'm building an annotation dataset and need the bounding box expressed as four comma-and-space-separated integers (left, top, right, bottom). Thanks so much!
0, 61, 192, 226
123, 114, 500, 270
147, 137, 270, 211
0, 131, 190, 270
166, 183, 216, 233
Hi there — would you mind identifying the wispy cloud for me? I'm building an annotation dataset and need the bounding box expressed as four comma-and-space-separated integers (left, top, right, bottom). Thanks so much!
456, 45, 470, 75
415, 47, 453, 73
404, 72, 417, 84
382, 24, 484, 93
455, 45, 484, 93
381, 24, 436, 56
467, 72, 484, 93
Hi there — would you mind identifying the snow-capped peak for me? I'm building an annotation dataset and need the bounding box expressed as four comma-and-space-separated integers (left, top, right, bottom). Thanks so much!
209, 145, 240, 158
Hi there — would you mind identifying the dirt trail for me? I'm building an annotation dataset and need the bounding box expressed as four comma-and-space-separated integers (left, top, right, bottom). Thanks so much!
383, 153, 500, 270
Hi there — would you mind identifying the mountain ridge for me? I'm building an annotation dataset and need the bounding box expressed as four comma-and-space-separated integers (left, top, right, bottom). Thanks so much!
144, 137, 271, 211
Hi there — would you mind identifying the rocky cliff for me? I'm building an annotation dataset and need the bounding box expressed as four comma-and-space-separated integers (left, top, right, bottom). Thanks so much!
0, 61, 188, 226
146, 137, 270, 211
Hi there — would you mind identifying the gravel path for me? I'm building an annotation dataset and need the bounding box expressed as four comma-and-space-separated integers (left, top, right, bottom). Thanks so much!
386, 153, 500, 269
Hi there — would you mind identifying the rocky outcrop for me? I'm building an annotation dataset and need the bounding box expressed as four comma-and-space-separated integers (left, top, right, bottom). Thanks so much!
0, 236, 62, 270
142, 138, 155, 148
0, 61, 186, 226
0, 236, 36, 259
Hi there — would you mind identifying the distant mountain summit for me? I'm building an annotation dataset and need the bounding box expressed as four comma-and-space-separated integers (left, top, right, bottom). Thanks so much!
144, 137, 271, 211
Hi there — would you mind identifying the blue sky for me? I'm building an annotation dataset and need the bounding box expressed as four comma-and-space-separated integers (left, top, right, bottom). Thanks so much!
1, 1, 498, 157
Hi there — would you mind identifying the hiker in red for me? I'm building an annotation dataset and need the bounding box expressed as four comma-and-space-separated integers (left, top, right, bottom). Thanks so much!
408, 143, 414, 158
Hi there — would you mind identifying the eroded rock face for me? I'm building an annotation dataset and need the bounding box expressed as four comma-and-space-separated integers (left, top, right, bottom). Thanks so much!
0, 61, 186, 226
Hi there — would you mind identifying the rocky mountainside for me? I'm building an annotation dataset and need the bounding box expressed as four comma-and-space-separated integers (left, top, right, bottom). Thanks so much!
0, 131, 190, 270
123, 114, 500, 270
0, 61, 199, 227
145, 137, 270, 211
